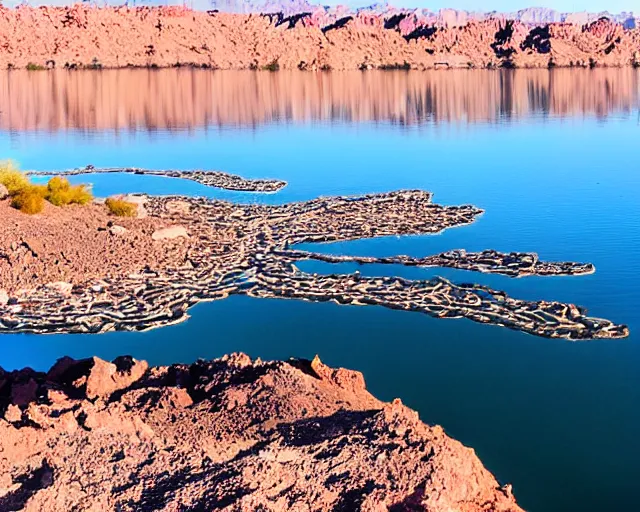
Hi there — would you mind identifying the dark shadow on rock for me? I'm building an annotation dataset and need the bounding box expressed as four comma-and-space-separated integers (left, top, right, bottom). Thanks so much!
491, 20, 516, 59
277, 409, 379, 447
333, 479, 384, 511
0, 459, 54, 511
384, 13, 408, 31
118, 465, 251, 511
261, 11, 312, 29
403, 25, 437, 42
322, 16, 353, 34
388, 481, 427, 511
187, 360, 277, 403
520, 25, 551, 54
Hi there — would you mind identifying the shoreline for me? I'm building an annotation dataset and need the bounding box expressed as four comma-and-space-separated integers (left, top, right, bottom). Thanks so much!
0, 7, 637, 71
27, 167, 288, 193
0, 171, 629, 339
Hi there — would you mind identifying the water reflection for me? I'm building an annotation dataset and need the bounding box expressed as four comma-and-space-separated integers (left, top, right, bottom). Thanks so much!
0, 68, 638, 131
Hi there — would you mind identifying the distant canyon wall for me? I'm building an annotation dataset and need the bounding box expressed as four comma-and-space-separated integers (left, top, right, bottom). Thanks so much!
0, 68, 637, 131
3, 2, 639, 28
0, 7, 639, 71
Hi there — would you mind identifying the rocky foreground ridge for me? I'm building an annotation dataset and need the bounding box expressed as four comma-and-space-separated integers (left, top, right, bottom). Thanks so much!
0, 6, 638, 70
0, 353, 523, 511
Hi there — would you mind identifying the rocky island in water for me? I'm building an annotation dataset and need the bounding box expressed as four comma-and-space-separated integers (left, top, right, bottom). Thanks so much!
0, 166, 629, 510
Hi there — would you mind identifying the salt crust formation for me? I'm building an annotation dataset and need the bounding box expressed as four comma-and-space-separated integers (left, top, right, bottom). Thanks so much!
0, 168, 629, 339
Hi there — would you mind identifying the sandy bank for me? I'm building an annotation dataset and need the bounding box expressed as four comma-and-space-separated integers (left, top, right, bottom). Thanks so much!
0, 6, 638, 70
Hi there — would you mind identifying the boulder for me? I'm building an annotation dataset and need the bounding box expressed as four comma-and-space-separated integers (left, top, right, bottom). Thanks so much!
45, 281, 73, 296
85, 357, 149, 399
165, 200, 191, 214
109, 225, 128, 235
22, 238, 45, 258
47, 356, 148, 399
152, 225, 189, 241
0, 183, 8, 200
0, 289, 8, 306
121, 194, 147, 218
4, 403, 22, 423
310, 354, 366, 394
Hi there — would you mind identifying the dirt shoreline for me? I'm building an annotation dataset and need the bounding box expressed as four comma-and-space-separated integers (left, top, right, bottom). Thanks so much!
0, 352, 524, 511
0, 6, 638, 71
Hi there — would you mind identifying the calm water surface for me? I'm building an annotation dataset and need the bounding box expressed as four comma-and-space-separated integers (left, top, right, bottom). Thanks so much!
1, 69, 639, 512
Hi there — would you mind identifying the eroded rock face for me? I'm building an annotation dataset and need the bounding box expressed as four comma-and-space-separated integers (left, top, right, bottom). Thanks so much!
46, 355, 148, 399
0, 354, 524, 511
0, 6, 636, 70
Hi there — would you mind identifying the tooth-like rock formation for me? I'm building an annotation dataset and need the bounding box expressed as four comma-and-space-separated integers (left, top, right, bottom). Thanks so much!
0, 6, 638, 70
0, 353, 524, 511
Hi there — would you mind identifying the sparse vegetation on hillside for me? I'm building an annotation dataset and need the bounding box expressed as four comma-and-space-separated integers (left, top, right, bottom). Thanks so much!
105, 197, 137, 217
10, 186, 46, 214
46, 176, 93, 206
262, 59, 280, 71
0, 161, 93, 214
0, 161, 30, 195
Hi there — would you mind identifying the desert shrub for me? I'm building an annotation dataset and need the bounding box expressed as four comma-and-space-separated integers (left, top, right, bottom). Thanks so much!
45, 176, 93, 206
26, 62, 45, 71
0, 161, 30, 195
11, 186, 46, 214
105, 197, 137, 217
262, 59, 280, 71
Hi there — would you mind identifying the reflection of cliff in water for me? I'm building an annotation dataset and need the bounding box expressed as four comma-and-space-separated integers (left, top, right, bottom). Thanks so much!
0, 68, 638, 132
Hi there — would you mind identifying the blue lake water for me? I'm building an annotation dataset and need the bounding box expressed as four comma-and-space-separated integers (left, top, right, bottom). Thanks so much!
1, 69, 639, 512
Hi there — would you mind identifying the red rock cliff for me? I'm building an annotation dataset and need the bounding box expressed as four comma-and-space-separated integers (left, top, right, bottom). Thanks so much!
0, 353, 524, 511
0, 6, 638, 70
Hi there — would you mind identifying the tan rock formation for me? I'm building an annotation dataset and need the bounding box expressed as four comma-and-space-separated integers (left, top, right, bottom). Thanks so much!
0, 354, 524, 511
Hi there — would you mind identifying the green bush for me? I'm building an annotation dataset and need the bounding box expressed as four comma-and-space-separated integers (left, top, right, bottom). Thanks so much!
26, 63, 45, 71
11, 186, 46, 214
0, 161, 30, 195
262, 59, 280, 71
105, 197, 137, 217
46, 176, 93, 206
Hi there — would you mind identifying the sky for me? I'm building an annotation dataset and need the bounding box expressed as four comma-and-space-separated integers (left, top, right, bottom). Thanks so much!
418, 2, 635, 12
5, 0, 637, 14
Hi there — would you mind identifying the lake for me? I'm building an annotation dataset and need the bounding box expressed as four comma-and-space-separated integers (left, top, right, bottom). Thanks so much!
1, 68, 639, 512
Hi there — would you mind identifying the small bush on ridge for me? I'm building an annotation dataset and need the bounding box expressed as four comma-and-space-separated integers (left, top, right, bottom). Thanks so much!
262, 59, 280, 71
0, 161, 30, 195
105, 197, 137, 217
11, 185, 46, 214
46, 176, 93, 206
